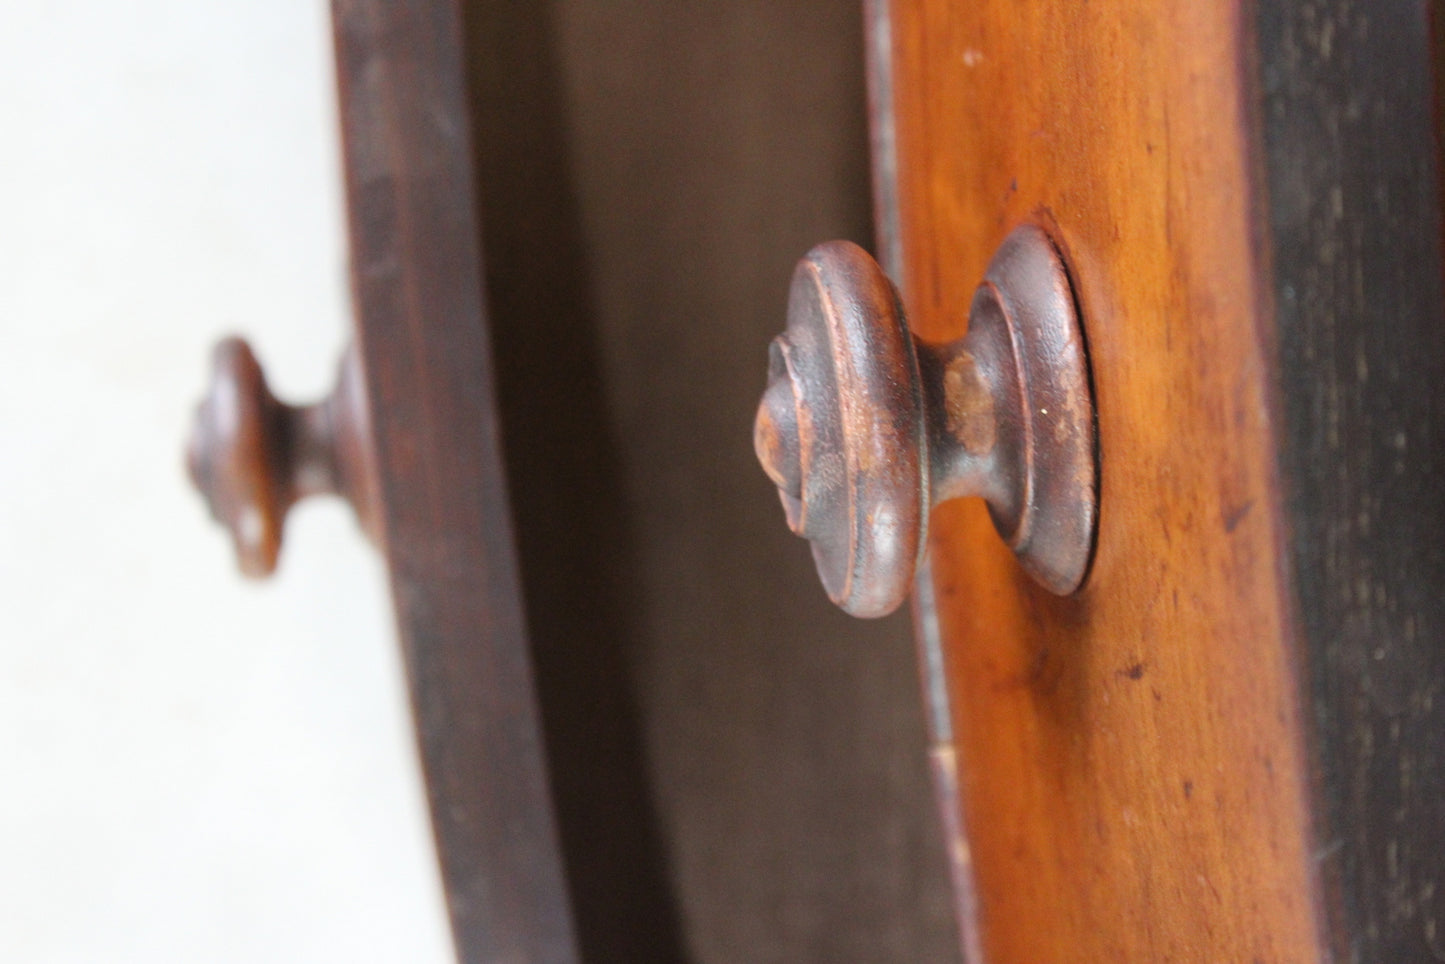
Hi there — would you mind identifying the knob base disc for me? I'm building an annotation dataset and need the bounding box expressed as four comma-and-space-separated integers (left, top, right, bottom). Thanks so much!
979, 224, 1097, 595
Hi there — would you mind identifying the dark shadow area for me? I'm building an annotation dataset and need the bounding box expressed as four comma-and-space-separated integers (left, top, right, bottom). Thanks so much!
460, 4, 688, 962
463, 1, 960, 960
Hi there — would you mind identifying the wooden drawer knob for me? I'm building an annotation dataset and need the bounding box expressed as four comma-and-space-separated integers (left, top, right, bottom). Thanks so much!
186, 337, 379, 577
754, 224, 1098, 617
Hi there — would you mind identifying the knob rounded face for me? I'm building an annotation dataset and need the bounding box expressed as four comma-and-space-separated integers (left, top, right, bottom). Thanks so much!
754, 241, 926, 618
754, 226, 1098, 618
187, 338, 287, 577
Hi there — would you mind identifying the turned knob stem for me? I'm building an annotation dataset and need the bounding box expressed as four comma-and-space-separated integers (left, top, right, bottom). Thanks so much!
754, 224, 1097, 618
187, 337, 379, 578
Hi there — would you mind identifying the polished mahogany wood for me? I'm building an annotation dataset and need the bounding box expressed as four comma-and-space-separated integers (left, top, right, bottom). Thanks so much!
886, 0, 1445, 958
886, 0, 1328, 959
330, 1, 578, 961
187, 338, 378, 577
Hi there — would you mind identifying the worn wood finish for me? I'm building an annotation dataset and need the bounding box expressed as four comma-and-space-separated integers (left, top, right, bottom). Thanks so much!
1258, 0, 1445, 958
888, 1, 1327, 958
331, 2, 579, 961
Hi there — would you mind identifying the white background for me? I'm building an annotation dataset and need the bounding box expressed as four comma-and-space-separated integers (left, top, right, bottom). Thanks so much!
0, 3, 454, 960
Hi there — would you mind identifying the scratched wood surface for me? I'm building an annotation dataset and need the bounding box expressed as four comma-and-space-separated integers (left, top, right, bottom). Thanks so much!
888, 1, 1329, 959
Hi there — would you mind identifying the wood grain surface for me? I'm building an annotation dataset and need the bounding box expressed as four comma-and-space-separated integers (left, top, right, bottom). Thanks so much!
888, 1, 1328, 959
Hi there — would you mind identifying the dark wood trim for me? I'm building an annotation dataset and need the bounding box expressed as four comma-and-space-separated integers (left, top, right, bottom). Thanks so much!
453, 1, 691, 959
1255, 0, 1445, 958
330, 2, 579, 961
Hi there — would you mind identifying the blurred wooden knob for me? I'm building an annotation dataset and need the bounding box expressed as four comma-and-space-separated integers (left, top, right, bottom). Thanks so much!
754, 224, 1098, 617
187, 337, 379, 577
